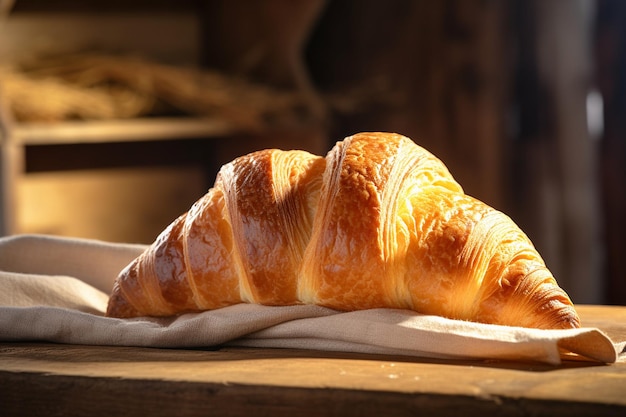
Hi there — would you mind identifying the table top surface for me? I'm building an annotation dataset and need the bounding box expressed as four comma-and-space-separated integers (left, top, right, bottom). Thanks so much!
1, 304, 625, 417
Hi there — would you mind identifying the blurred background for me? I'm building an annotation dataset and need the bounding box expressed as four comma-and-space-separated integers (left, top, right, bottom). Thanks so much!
0, 0, 623, 306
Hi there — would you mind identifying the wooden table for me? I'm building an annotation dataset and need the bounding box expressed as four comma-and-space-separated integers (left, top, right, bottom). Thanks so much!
1, 305, 625, 417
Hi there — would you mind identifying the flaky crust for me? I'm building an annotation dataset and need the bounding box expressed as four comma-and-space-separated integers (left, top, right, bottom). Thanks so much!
107, 132, 580, 329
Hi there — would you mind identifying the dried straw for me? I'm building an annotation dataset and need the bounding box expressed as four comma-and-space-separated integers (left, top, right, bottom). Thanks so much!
1, 53, 311, 130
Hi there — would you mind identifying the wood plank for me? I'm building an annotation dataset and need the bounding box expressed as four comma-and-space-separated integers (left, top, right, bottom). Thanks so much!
0, 305, 624, 417
12, 117, 239, 146
576, 304, 626, 341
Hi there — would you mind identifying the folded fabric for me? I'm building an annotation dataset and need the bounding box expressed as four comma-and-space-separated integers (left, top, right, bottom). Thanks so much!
0, 234, 624, 365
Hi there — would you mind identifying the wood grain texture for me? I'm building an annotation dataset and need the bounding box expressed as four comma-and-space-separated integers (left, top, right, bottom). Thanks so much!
0, 305, 624, 417
595, 0, 626, 305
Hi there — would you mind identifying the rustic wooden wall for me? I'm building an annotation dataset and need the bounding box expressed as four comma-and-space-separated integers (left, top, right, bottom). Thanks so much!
595, 0, 626, 305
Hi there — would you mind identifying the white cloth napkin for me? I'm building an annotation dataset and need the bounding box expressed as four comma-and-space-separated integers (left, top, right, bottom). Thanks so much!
0, 234, 623, 365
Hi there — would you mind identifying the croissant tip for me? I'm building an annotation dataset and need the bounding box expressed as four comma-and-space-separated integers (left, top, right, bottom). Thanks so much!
545, 317, 580, 330
536, 305, 581, 330
561, 313, 582, 329
106, 280, 142, 318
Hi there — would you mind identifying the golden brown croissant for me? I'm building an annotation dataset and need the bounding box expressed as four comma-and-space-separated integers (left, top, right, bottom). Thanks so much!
106, 132, 580, 329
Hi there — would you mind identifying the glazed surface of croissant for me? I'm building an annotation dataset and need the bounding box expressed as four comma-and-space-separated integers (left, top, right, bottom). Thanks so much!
107, 132, 580, 329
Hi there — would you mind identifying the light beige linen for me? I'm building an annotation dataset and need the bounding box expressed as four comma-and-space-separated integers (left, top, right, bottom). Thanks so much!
0, 234, 623, 365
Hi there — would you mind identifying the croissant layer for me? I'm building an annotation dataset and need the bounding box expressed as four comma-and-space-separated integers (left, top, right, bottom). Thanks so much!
107, 132, 580, 330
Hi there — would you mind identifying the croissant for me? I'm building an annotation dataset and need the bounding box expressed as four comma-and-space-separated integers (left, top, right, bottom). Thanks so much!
106, 132, 580, 329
